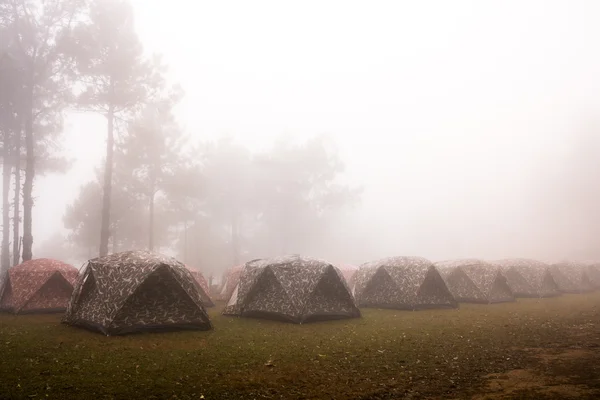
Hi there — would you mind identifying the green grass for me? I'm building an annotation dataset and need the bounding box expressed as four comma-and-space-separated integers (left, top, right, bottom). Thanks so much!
1, 293, 600, 399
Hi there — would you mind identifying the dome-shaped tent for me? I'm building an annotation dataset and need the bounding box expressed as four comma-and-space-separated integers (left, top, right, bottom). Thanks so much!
185, 266, 215, 307
336, 263, 359, 287
223, 255, 360, 323
0, 259, 78, 314
218, 265, 243, 301
587, 264, 600, 289
353, 256, 457, 310
435, 259, 514, 304
549, 261, 594, 293
63, 251, 212, 335
493, 258, 560, 298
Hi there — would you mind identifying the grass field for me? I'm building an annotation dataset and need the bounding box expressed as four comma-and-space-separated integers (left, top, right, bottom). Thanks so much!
1, 293, 600, 399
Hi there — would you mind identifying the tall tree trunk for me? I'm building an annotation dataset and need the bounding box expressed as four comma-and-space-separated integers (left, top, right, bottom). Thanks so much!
99, 104, 115, 257
148, 192, 154, 251
21, 90, 34, 262
1, 131, 12, 272
12, 125, 21, 266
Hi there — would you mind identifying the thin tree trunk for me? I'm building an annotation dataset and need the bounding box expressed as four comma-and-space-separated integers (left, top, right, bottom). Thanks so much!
1, 130, 12, 272
12, 125, 21, 266
148, 192, 154, 251
99, 104, 115, 257
21, 89, 34, 262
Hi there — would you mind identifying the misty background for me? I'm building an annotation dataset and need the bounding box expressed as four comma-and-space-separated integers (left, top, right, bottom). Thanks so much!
24, 0, 600, 278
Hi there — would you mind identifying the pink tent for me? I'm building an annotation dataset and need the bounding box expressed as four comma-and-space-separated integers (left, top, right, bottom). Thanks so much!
0, 259, 78, 314
219, 265, 243, 301
185, 266, 215, 307
337, 263, 358, 286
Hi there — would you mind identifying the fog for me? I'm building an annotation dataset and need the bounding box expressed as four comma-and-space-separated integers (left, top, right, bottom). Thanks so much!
29, 0, 600, 271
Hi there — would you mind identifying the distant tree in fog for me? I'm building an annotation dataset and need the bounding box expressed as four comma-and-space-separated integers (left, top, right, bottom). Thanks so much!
198, 136, 256, 265
64, 180, 102, 258
175, 134, 361, 274
35, 232, 76, 264
0, 34, 23, 272
63, 0, 165, 258
65, 130, 360, 276
252, 134, 361, 255
0, 0, 83, 263
64, 160, 174, 258
162, 158, 205, 264
117, 91, 186, 251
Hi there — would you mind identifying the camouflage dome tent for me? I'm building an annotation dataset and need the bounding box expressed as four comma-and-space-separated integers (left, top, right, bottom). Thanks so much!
352, 256, 457, 310
223, 255, 361, 323
63, 251, 212, 335
218, 265, 243, 301
493, 259, 560, 298
572, 260, 600, 289
549, 261, 594, 293
0, 259, 79, 314
435, 259, 514, 304
587, 264, 600, 289
185, 266, 215, 307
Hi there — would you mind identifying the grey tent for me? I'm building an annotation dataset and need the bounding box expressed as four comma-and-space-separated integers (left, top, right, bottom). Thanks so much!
63, 251, 212, 335
549, 261, 594, 293
222, 255, 360, 323
588, 264, 600, 289
352, 256, 457, 310
493, 258, 560, 298
435, 259, 514, 303
574, 260, 600, 290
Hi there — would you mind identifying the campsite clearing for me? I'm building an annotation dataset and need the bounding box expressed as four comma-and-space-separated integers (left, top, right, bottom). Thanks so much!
1, 292, 600, 399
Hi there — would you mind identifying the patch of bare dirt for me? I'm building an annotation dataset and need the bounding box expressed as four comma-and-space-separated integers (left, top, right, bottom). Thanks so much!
535, 348, 594, 363
474, 368, 591, 399
474, 347, 600, 400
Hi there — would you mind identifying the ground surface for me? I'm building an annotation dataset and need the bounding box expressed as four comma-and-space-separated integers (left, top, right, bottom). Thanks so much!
1, 293, 600, 399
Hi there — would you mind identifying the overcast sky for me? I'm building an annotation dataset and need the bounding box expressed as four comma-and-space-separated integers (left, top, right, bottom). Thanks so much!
34, 0, 600, 263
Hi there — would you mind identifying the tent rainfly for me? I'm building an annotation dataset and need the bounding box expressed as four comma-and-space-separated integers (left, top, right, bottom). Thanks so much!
549, 261, 594, 293
0, 259, 79, 314
493, 258, 560, 298
435, 259, 514, 304
222, 255, 360, 323
62, 251, 212, 335
352, 256, 457, 310
185, 266, 215, 307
